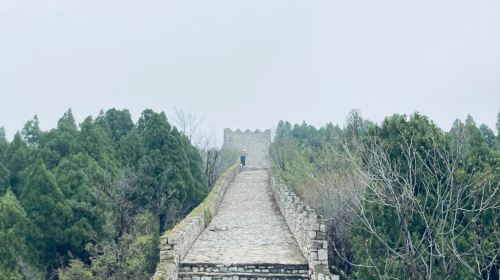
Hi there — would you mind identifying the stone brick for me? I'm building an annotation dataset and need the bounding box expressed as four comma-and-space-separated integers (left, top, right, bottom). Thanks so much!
319, 224, 326, 232
316, 232, 326, 239
310, 223, 320, 231
318, 249, 328, 261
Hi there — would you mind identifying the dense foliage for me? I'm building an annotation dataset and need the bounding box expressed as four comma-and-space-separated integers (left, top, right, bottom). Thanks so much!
271, 111, 500, 280
0, 109, 209, 279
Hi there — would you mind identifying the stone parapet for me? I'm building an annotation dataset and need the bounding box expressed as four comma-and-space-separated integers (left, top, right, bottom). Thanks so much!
178, 263, 309, 280
152, 164, 240, 280
269, 171, 339, 280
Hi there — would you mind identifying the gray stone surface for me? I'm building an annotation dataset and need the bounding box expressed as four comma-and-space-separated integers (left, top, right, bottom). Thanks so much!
223, 129, 271, 169
182, 169, 306, 265
269, 173, 337, 280
152, 166, 240, 280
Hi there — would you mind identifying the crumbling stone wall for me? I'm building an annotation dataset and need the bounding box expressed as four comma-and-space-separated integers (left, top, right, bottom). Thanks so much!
223, 129, 271, 168
269, 171, 339, 280
152, 164, 240, 280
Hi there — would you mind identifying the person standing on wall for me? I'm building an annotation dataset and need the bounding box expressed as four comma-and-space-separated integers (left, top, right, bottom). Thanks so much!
240, 149, 247, 166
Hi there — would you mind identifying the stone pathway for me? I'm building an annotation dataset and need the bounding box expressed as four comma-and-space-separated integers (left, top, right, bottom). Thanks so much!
182, 169, 306, 265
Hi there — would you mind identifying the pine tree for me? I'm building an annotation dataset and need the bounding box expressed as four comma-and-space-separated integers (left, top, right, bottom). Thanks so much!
117, 129, 144, 167
21, 116, 42, 147
6, 133, 29, 195
0, 128, 10, 194
54, 153, 110, 260
39, 110, 79, 169
19, 160, 72, 268
0, 190, 32, 278
96, 108, 135, 146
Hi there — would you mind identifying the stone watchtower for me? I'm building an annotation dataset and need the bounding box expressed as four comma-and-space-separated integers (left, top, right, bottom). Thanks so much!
223, 129, 271, 169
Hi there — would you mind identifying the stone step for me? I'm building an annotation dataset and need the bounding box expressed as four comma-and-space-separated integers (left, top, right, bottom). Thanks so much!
178, 263, 309, 280
178, 272, 309, 280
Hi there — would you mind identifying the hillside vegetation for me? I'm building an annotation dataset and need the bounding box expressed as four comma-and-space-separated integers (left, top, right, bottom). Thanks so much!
271, 111, 499, 279
0, 109, 211, 279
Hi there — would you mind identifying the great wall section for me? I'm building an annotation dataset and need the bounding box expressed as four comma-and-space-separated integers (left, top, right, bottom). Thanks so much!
152, 129, 338, 280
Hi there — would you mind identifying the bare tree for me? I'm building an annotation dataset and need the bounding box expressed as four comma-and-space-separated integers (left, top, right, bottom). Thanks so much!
196, 128, 221, 187
171, 109, 222, 187
172, 108, 203, 142
330, 130, 500, 279
99, 169, 139, 236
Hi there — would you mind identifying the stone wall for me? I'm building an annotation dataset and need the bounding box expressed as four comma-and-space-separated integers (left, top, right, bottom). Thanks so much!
178, 263, 309, 280
152, 164, 240, 280
269, 171, 339, 280
223, 129, 271, 168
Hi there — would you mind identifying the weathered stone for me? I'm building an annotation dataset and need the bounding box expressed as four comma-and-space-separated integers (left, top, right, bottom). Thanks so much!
154, 129, 339, 280
315, 232, 326, 240
319, 224, 326, 232
310, 223, 320, 231
318, 249, 328, 261
183, 170, 306, 265
223, 129, 271, 168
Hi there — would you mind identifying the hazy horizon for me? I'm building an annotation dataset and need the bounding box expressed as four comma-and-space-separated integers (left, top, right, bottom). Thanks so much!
1, 0, 499, 140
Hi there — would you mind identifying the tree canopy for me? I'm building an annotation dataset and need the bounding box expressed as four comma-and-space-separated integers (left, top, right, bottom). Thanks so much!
0, 108, 209, 279
271, 110, 500, 279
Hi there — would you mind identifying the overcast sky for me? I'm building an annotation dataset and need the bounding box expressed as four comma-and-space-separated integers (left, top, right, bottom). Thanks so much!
1, 0, 499, 141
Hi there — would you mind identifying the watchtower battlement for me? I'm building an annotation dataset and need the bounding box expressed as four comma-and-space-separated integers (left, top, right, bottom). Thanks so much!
223, 128, 271, 144
223, 128, 271, 168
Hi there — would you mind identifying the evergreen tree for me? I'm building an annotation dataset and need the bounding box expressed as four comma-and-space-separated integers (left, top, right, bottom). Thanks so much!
39, 110, 79, 169
479, 124, 496, 148
54, 153, 110, 260
96, 108, 135, 146
0, 128, 10, 194
0, 190, 32, 278
19, 160, 72, 269
21, 116, 42, 147
0, 108, 212, 278
78, 117, 118, 174
496, 111, 500, 148
6, 133, 29, 195
117, 128, 144, 167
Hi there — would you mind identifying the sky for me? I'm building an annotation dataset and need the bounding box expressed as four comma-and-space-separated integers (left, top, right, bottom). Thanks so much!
1, 0, 499, 141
